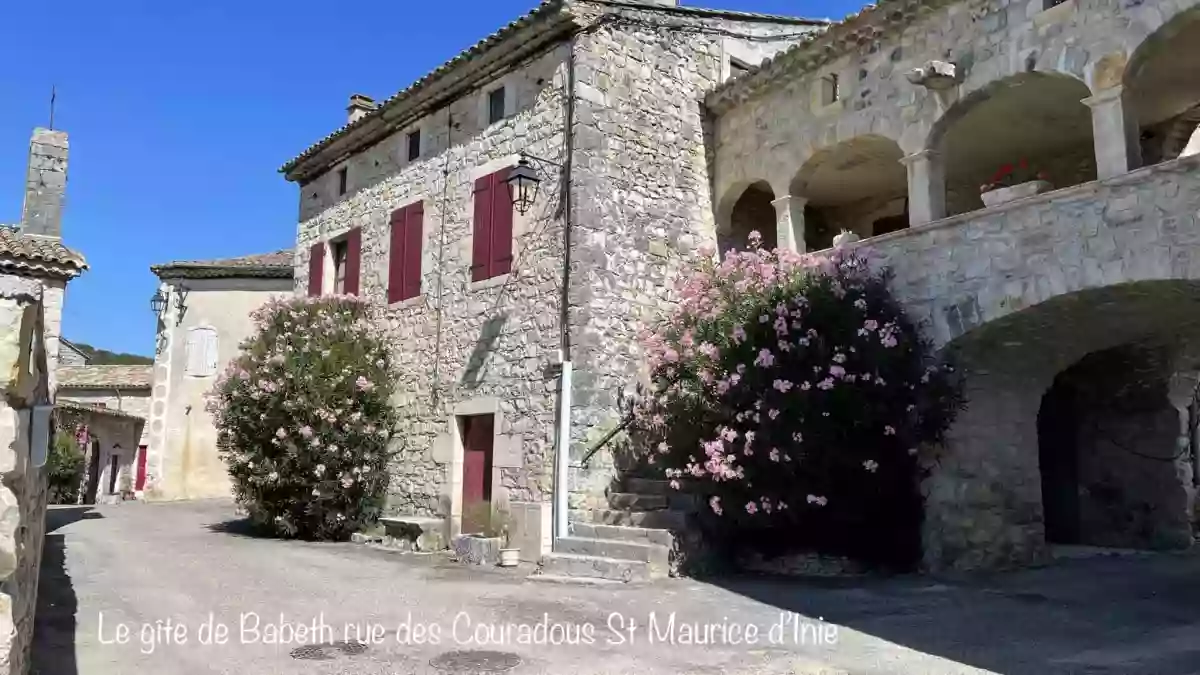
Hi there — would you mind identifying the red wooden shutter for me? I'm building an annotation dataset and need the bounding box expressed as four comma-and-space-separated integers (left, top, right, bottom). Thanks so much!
490, 167, 514, 277
307, 241, 325, 297
344, 227, 362, 296
387, 208, 406, 304
472, 176, 493, 281
403, 202, 424, 300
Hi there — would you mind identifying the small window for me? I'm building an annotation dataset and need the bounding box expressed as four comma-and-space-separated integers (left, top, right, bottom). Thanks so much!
337, 167, 348, 196
820, 74, 840, 105
185, 327, 219, 377
488, 87, 507, 125
407, 130, 421, 161
332, 240, 349, 294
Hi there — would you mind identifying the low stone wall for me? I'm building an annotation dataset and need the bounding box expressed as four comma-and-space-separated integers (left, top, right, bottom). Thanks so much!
737, 551, 868, 578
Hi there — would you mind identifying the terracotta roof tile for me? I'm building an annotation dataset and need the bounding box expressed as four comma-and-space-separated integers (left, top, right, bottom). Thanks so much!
150, 249, 294, 279
56, 400, 146, 421
58, 365, 153, 390
0, 227, 87, 278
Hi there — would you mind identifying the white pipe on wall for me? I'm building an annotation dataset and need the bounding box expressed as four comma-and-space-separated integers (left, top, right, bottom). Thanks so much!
554, 360, 573, 544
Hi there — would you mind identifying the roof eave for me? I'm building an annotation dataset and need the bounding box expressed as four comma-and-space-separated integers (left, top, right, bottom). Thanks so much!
281, 3, 579, 183
705, 0, 943, 114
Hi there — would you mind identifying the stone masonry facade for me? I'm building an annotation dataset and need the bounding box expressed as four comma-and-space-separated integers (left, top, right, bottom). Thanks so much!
285, 0, 818, 545
287, 0, 1200, 571
705, 0, 1200, 570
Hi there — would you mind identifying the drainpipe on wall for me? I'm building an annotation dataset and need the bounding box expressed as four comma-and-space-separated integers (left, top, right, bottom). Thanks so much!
553, 34, 578, 544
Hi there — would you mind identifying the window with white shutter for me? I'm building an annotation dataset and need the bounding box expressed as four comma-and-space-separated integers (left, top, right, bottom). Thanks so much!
185, 327, 219, 377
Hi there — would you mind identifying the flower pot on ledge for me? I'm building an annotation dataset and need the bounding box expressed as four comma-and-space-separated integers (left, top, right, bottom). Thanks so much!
980, 179, 1052, 208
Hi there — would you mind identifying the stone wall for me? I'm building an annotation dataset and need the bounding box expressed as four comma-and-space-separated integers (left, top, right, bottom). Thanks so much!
565, 2, 819, 511
857, 155, 1200, 570
0, 278, 52, 675
295, 42, 573, 518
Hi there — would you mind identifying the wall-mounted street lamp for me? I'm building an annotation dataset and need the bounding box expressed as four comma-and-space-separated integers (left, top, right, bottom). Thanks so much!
150, 286, 189, 324
505, 153, 561, 216
150, 289, 168, 314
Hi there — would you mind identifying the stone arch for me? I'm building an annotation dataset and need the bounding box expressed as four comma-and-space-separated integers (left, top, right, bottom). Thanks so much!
789, 134, 907, 251
717, 180, 777, 256
921, 280, 1200, 571
928, 72, 1096, 217
1124, 7, 1200, 165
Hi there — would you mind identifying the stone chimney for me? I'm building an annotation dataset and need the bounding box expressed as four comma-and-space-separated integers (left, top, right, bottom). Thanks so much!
21, 128, 68, 238
346, 94, 376, 124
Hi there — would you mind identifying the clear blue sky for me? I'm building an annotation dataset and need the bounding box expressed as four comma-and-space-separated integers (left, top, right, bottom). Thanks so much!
0, 0, 860, 356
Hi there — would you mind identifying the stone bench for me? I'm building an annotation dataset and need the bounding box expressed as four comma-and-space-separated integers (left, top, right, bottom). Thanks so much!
352, 516, 447, 552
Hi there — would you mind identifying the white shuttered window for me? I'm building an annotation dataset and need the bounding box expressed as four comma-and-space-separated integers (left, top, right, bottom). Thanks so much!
185, 327, 219, 377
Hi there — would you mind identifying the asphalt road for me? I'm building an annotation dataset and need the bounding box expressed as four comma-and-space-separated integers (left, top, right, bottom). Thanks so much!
30, 500, 1200, 675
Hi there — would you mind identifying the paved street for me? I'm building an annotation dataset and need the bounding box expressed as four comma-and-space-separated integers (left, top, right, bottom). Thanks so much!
30, 500, 1200, 675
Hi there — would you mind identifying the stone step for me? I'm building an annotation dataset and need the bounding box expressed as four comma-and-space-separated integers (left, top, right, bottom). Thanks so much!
623, 477, 673, 495
623, 477, 705, 495
570, 522, 675, 548
570, 508, 688, 530
555, 536, 670, 574
539, 552, 653, 582
606, 492, 668, 511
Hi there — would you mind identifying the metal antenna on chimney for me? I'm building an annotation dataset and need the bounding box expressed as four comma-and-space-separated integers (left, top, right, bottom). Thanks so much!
49, 86, 57, 130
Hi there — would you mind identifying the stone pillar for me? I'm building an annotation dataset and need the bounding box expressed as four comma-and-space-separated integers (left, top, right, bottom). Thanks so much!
1081, 85, 1142, 179
900, 150, 945, 227
770, 195, 807, 254
22, 129, 68, 238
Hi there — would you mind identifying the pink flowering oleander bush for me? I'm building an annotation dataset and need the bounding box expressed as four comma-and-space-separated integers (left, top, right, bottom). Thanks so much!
631, 233, 963, 570
208, 296, 400, 541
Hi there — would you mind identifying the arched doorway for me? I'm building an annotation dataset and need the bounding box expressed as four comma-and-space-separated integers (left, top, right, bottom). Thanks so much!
1125, 8, 1200, 165
932, 73, 1096, 216
1036, 343, 1191, 548
924, 281, 1200, 570
790, 135, 907, 251
721, 181, 777, 255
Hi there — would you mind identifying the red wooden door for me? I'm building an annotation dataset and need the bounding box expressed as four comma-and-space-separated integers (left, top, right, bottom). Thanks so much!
461, 415, 494, 533
135, 445, 148, 491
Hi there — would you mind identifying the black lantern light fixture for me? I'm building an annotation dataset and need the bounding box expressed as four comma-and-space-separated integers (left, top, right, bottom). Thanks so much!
506, 156, 542, 216
505, 153, 561, 216
150, 289, 168, 314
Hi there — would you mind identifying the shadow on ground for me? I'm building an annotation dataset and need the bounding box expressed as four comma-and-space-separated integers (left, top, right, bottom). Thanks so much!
32, 506, 102, 675
704, 551, 1200, 675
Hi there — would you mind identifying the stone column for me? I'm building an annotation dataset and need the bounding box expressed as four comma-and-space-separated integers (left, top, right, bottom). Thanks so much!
770, 195, 807, 254
900, 150, 945, 227
1081, 85, 1142, 179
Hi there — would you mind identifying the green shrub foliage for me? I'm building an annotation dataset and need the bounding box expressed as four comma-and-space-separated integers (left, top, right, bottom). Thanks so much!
209, 296, 400, 540
631, 236, 963, 569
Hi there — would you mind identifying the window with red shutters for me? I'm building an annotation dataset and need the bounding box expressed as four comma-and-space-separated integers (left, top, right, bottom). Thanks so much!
470, 168, 514, 282
307, 241, 325, 297
343, 227, 362, 296
388, 202, 424, 303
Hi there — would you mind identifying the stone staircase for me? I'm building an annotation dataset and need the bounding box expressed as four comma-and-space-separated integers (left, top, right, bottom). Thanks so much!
539, 478, 694, 583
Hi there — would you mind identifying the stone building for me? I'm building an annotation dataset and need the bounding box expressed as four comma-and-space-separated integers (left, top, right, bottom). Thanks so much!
56, 365, 151, 501
285, 0, 1200, 574
281, 0, 820, 560
0, 128, 86, 673
708, 0, 1200, 569
144, 250, 293, 501
57, 338, 90, 366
